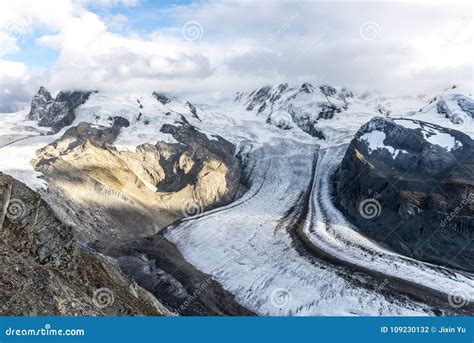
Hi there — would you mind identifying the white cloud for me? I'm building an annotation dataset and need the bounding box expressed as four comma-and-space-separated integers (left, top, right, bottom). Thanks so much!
164, 0, 472, 95
82, 0, 140, 8
0, 32, 19, 56
0, 0, 472, 111
0, 59, 34, 112
0, 0, 78, 111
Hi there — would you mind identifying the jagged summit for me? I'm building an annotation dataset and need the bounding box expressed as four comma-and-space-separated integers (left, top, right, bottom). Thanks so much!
235, 82, 352, 112
233, 83, 354, 138
28, 87, 96, 132
152, 91, 171, 105
21, 84, 474, 148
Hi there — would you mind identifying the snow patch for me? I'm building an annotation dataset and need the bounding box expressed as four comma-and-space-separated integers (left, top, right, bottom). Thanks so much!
360, 131, 407, 158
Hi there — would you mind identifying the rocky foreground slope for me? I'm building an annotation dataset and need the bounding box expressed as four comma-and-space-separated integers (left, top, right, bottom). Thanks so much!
0, 173, 172, 316
335, 117, 474, 271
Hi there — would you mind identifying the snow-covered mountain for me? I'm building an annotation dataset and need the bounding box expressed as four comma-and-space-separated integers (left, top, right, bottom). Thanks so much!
407, 86, 474, 138
233, 82, 435, 139
0, 83, 473, 316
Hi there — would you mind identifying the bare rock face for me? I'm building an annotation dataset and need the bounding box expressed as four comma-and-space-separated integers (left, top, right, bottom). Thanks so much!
0, 173, 172, 316
0, 173, 77, 273
33, 120, 244, 243
27, 87, 53, 121
28, 87, 95, 133
334, 117, 474, 271
152, 91, 171, 105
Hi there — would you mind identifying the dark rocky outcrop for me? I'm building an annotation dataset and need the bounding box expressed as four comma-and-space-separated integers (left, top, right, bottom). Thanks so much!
28, 87, 95, 133
152, 91, 171, 105
316, 103, 341, 120
287, 113, 326, 140
185, 101, 201, 121
319, 85, 337, 97
300, 82, 315, 94
458, 97, 474, 117
159, 122, 242, 199
435, 93, 474, 124
245, 86, 272, 112
334, 117, 474, 271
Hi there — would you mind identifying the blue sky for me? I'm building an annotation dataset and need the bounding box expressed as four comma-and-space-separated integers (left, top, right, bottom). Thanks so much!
5, 0, 196, 69
0, 0, 472, 112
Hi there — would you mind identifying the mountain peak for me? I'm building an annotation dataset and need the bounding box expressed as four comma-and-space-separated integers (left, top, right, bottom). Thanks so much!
28, 88, 94, 132
152, 91, 171, 105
